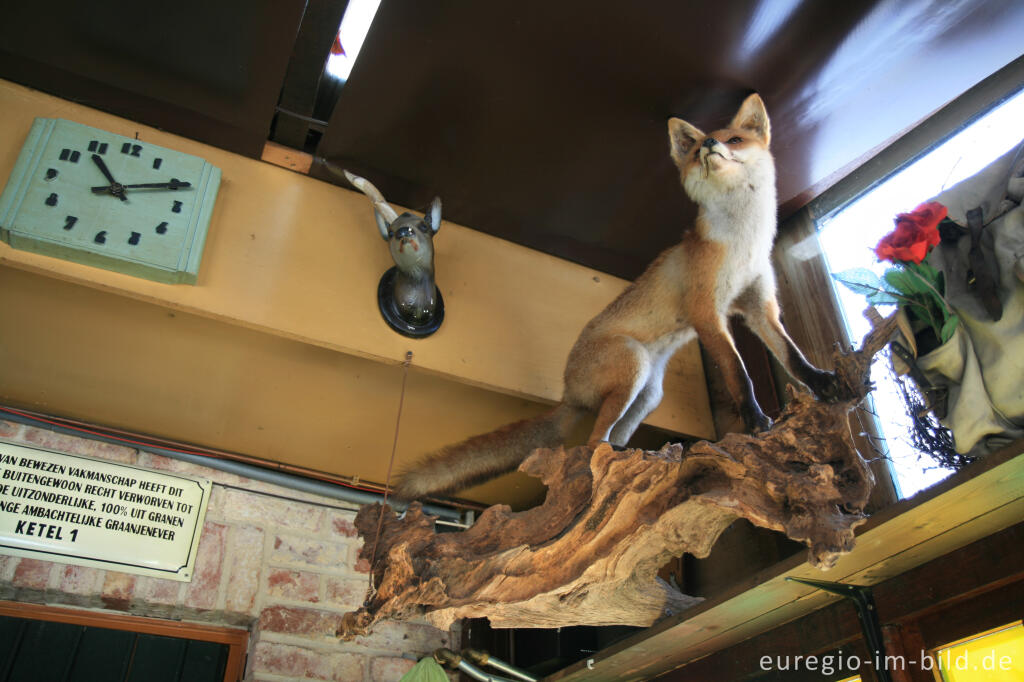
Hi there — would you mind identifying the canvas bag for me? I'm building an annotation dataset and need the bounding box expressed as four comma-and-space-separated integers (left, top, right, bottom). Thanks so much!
902, 139, 1024, 456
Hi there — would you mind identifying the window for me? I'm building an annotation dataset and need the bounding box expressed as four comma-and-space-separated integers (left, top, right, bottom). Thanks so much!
816, 88, 1024, 497
325, 0, 383, 83
933, 621, 1024, 682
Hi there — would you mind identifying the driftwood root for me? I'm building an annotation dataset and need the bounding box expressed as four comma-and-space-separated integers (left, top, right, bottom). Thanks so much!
338, 313, 898, 636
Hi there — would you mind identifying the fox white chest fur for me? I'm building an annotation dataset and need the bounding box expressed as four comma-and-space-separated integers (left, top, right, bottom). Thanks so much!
686, 151, 779, 314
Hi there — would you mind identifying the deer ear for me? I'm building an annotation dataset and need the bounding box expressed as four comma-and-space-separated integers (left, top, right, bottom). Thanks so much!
427, 197, 442, 234
668, 118, 704, 166
730, 93, 770, 145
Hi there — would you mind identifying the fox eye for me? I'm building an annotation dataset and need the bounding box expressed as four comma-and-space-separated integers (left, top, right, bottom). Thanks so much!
727, 136, 743, 144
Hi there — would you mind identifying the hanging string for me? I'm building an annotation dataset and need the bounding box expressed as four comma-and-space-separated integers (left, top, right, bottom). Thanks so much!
366, 350, 413, 599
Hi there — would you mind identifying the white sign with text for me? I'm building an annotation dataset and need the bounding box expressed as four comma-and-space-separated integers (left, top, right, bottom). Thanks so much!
0, 441, 210, 581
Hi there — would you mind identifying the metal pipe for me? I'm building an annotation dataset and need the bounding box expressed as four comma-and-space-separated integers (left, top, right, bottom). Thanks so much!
463, 649, 537, 682
455, 660, 518, 682
0, 409, 462, 522
433, 649, 518, 682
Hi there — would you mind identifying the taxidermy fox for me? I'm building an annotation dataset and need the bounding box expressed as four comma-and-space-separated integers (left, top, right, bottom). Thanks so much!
394, 93, 838, 500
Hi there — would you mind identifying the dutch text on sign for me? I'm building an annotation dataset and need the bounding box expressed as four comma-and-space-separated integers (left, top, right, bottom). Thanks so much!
0, 441, 210, 581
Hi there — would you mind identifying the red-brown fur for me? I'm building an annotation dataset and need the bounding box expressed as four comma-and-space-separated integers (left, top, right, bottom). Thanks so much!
394, 94, 837, 500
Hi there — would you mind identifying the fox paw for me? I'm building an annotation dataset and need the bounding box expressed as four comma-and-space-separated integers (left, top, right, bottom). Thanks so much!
742, 406, 773, 434
752, 414, 773, 433
807, 369, 847, 403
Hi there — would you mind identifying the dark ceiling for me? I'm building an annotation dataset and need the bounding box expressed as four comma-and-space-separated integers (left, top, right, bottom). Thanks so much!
314, 0, 1024, 278
2, 0, 1023, 280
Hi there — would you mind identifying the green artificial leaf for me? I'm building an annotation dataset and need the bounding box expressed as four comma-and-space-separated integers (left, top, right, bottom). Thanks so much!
831, 268, 900, 305
914, 261, 941, 281
866, 289, 900, 306
940, 313, 960, 344
929, 291, 953, 320
884, 268, 932, 297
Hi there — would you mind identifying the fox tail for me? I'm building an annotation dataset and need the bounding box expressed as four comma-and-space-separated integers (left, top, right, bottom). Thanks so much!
392, 403, 585, 500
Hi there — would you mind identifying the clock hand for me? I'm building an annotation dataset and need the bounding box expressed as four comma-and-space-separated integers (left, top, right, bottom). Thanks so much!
125, 180, 192, 190
90, 180, 192, 193
91, 154, 118, 184
90, 154, 127, 201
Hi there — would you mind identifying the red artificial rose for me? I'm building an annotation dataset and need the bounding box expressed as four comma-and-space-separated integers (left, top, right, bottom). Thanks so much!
875, 201, 946, 264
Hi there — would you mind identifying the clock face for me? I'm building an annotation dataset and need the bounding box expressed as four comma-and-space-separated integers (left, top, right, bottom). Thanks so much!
0, 118, 221, 284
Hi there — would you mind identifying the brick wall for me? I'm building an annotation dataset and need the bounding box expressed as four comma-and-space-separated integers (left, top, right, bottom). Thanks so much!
0, 420, 458, 681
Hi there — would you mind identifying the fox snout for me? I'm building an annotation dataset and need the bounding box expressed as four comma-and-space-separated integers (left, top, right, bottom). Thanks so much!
699, 137, 724, 163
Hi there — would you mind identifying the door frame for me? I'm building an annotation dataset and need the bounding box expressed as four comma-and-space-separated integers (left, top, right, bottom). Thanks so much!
0, 600, 249, 682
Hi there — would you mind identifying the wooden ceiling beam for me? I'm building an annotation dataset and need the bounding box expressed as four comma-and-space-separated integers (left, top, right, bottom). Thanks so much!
0, 80, 713, 441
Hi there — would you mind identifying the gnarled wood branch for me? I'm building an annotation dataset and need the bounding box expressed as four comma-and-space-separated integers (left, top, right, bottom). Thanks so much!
339, 313, 898, 636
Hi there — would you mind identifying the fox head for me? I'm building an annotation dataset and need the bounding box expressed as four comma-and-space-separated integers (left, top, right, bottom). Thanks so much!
668, 93, 774, 204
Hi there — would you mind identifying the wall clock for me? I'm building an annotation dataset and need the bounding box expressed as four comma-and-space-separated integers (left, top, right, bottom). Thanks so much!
0, 118, 221, 284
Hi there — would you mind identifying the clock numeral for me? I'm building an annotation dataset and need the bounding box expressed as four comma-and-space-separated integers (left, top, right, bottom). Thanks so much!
45, 168, 58, 181
121, 142, 143, 157
94, 231, 107, 244
63, 216, 78, 230
128, 232, 141, 246
45, 193, 58, 206
172, 200, 183, 213
131, 145, 142, 157
155, 221, 168, 234
87, 141, 109, 154
153, 158, 163, 169
58, 149, 79, 162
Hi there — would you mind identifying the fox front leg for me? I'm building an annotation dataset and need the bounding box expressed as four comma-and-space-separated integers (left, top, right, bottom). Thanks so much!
736, 288, 844, 403
693, 314, 773, 433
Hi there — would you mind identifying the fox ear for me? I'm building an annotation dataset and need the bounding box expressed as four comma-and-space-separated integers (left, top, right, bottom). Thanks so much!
730, 93, 770, 145
668, 118, 704, 166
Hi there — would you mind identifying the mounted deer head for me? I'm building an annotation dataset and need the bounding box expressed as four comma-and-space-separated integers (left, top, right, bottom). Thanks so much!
338, 169, 445, 337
